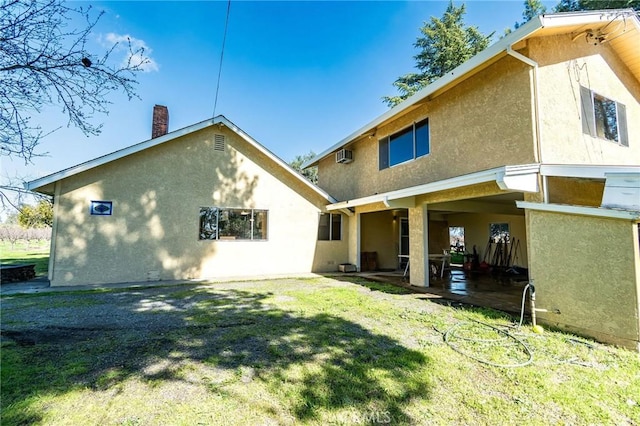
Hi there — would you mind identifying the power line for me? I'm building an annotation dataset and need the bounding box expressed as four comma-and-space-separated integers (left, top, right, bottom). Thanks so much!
213, 0, 231, 118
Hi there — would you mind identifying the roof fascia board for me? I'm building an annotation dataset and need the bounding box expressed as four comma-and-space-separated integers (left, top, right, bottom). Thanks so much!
303, 17, 545, 169
540, 164, 640, 179
516, 200, 640, 220
217, 117, 337, 203
25, 117, 218, 191
25, 116, 337, 204
537, 8, 637, 27
305, 9, 639, 169
496, 163, 541, 192
326, 166, 508, 210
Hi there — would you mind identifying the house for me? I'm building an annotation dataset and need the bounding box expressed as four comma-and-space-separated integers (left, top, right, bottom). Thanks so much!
26, 110, 349, 286
303, 9, 640, 350
27, 9, 640, 350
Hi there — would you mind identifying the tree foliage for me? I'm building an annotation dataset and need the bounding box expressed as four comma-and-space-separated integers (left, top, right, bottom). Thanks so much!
383, 2, 493, 107
290, 151, 318, 185
554, 0, 639, 11
17, 199, 52, 228
0, 0, 149, 163
516, 0, 547, 29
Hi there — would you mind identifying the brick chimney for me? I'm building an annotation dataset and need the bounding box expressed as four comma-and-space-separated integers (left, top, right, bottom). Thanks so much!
151, 105, 169, 138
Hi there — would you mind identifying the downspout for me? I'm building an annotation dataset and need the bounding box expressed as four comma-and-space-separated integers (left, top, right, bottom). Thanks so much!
506, 46, 547, 203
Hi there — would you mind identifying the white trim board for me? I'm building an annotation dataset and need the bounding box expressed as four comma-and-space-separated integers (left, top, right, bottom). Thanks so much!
25, 115, 337, 204
516, 201, 640, 221
327, 164, 539, 211
304, 9, 639, 169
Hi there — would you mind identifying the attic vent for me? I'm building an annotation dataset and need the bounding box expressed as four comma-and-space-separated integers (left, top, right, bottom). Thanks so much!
336, 149, 353, 164
214, 134, 226, 152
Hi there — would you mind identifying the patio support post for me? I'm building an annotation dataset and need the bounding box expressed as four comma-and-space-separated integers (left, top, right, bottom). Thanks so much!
408, 202, 430, 287
352, 212, 361, 271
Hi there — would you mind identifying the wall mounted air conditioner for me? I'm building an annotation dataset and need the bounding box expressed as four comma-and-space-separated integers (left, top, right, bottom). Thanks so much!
336, 149, 353, 164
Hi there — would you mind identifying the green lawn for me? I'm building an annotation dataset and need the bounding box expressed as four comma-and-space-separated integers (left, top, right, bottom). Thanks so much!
1, 277, 639, 425
0, 240, 50, 275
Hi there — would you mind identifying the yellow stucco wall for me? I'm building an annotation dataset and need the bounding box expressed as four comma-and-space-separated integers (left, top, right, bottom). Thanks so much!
318, 55, 537, 201
530, 34, 640, 164
360, 210, 399, 270
49, 126, 348, 286
318, 33, 639, 204
447, 212, 528, 268
527, 210, 640, 350
547, 176, 604, 206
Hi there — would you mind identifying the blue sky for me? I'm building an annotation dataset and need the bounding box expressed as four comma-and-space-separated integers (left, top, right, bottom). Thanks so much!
2, 0, 556, 197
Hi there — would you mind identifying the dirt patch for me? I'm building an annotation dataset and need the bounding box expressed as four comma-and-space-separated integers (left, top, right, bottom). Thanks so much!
2, 326, 114, 346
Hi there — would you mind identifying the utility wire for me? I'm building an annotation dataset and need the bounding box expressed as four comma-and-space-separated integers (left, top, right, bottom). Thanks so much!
213, 0, 231, 118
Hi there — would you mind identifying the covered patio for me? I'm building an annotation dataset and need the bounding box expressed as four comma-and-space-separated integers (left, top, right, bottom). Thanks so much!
355, 267, 529, 317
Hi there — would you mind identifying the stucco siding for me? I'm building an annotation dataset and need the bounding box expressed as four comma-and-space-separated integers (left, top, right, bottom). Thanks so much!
448, 212, 528, 269
360, 210, 398, 270
318, 56, 537, 201
527, 210, 640, 350
546, 176, 604, 206
50, 126, 346, 286
531, 34, 640, 165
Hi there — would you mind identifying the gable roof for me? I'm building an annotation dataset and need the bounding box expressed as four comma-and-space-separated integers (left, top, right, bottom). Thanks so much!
304, 9, 640, 168
25, 115, 337, 203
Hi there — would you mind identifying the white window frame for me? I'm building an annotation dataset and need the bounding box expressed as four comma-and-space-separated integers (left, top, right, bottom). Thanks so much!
199, 207, 268, 241
318, 213, 342, 241
580, 86, 628, 147
379, 118, 430, 170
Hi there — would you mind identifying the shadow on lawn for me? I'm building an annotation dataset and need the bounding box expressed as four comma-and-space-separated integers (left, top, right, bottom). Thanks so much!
1, 285, 431, 424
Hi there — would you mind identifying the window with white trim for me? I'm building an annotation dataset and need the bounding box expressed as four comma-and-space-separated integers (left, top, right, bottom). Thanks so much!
199, 207, 268, 240
318, 213, 342, 241
379, 118, 429, 169
580, 86, 628, 146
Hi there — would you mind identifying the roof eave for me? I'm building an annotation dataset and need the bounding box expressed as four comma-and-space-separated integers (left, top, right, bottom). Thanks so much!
24, 117, 219, 192
326, 164, 541, 210
516, 201, 640, 220
305, 9, 640, 169
303, 16, 545, 169
25, 116, 337, 204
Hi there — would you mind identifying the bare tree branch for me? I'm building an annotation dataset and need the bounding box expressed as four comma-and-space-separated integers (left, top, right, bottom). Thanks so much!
0, 0, 150, 163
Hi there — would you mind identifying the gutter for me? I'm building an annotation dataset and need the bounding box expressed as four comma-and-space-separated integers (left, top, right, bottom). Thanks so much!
304, 9, 639, 170
302, 16, 546, 170
516, 201, 640, 221
24, 116, 338, 205
327, 164, 540, 211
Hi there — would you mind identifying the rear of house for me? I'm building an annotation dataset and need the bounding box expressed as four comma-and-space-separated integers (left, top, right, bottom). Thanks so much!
305, 9, 640, 350
27, 115, 348, 286
26, 9, 640, 351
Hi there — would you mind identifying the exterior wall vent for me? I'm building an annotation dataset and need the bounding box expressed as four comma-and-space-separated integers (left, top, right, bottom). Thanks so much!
214, 134, 226, 152
336, 149, 353, 164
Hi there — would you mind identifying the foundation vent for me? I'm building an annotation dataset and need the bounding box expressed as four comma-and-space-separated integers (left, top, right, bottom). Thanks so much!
214, 134, 226, 152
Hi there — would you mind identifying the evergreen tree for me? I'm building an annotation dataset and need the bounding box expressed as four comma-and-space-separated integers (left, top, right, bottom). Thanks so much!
516, 0, 547, 28
383, 2, 493, 107
554, 0, 639, 11
289, 151, 318, 185
503, 0, 547, 35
